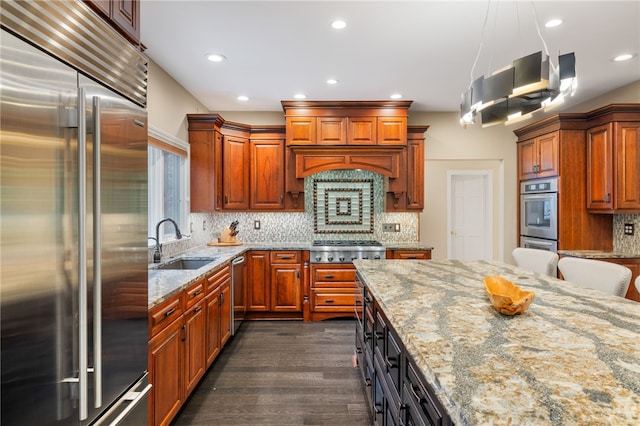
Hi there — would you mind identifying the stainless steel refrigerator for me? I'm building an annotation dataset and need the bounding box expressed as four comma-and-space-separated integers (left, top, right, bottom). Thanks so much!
1, 29, 150, 425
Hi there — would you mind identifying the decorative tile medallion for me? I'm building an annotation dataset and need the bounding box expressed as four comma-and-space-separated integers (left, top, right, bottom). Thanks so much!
314, 179, 374, 233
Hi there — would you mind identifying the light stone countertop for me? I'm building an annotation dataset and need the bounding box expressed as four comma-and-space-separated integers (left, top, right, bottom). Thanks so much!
353, 259, 640, 426
558, 249, 640, 259
148, 241, 433, 308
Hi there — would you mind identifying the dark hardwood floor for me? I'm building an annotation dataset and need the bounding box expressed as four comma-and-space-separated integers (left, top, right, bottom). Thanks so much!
172, 319, 372, 425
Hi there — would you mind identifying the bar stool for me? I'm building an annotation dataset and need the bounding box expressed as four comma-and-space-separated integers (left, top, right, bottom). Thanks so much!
635, 276, 640, 294
512, 247, 559, 276
557, 257, 632, 298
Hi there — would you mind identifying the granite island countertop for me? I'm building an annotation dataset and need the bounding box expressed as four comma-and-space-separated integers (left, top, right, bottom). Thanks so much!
353, 259, 640, 425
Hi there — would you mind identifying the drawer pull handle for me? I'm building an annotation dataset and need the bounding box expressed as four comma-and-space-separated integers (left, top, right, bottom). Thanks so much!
324, 275, 334, 279
192, 289, 203, 297
325, 299, 334, 303
280, 256, 293, 259
164, 308, 176, 317
194, 306, 202, 313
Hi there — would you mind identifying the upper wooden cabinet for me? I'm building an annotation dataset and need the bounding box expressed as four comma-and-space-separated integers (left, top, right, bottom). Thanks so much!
518, 132, 559, 180
250, 134, 286, 210
222, 133, 250, 210
84, 0, 141, 46
587, 120, 640, 213
282, 100, 412, 146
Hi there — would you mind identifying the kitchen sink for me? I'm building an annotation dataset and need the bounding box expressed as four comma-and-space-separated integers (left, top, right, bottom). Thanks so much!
153, 257, 218, 270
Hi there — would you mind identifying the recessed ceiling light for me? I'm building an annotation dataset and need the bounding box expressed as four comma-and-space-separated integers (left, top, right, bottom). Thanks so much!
545, 19, 563, 28
613, 53, 634, 62
207, 53, 226, 62
390, 93, 403, 100
326, 79, 338, 85
331, 20, 347, 30
294, 93, 307, 99
237, 95, 249, 101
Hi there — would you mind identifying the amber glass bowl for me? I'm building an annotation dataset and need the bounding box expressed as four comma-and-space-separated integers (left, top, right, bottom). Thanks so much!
483, 275, 535, 315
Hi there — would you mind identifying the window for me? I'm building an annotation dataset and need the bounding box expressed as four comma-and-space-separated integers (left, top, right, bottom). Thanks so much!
148, 132, 189, 243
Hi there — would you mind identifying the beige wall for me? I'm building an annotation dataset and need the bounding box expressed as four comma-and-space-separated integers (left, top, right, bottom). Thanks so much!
146, 62, 638, 262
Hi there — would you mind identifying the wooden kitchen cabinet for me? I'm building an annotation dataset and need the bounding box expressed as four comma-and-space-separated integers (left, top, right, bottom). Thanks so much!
377, 116, 407, 145
286, 116, 315, 145
223, 134, 250, 210
183, 298, 206, 398
518, 132, 559, 180
347, 116, 376, 145
386, 249, 432, 259
270, 251, 302, 312
406, 136, 424, 210
204, 264, 231, 367
317, 117, 347, 145
309, 264, 357, 321
247, 251, 270, 312
250, 137, 285, 209
84, 0, 140, 46
587, 121, 640, 213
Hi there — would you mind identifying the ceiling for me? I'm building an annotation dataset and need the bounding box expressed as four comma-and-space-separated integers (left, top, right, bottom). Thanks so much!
140, 1, 640, 114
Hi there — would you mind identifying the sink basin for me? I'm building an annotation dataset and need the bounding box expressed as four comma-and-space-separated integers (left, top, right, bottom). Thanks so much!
153, 257, 217, 270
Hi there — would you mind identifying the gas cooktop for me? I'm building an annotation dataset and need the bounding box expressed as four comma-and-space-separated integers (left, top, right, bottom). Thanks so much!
312, 240, 382, 247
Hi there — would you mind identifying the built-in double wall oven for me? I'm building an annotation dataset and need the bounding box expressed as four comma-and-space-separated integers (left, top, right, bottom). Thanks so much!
520, 177, 558, 252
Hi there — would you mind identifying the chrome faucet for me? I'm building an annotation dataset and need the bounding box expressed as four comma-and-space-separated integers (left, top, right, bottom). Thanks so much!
152, 218, 183, 263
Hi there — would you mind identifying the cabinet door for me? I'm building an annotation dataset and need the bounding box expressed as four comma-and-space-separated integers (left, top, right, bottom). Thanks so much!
317, 117, 347, 145
184, 300, 206, 398
286, 117, 315, 145
250, 139, 285, 209
518, 138, 538, 180
587, 123, 614, 211
149, 317, 184, 426
219, 280, 232, 347
247, 251, 270, 311
223, 135, 250, 209
271, 265, 301, 312
205, 287, 221, 367
377, 117, 407, 145
348, 117, 376, 145
536, 132, 559, 178
614, 122, 640, 210
392, 250, 431, 260
406, 138, 424, 210
188, 130, 216, 212
111, 0, 140, 42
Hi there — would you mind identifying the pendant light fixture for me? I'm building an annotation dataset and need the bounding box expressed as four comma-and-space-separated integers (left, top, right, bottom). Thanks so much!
460, 1, 577, 127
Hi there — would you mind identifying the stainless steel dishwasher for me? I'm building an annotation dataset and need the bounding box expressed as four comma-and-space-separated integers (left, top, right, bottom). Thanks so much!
231, 255, 246, 335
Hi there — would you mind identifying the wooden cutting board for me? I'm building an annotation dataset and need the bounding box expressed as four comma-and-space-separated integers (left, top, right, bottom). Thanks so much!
207, 241, 243, 246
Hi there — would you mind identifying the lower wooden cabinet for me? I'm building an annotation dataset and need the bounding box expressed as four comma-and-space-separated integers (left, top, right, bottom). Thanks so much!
386, 249, 432, 260
246, 250, 304, 319
148, 264, 232, 426
149, 309, 184, 426
308, 263, 357, 321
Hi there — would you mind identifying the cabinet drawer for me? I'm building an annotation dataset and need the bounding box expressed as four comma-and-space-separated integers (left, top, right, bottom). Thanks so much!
270, 250, 300, 264
185, 279, 205, 308
312, 266, 356, 284
206, 264, 231, 293
311, 289, 356, 312
149, 294, 184, 338
393, 250, 431, 260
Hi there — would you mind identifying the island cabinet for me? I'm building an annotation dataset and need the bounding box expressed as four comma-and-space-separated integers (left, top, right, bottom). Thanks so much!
148, 264, 232, 426
355, 273, 451, 426
246, 250, 306, 319
307, 264, 357, 321
586, 118, 640, 213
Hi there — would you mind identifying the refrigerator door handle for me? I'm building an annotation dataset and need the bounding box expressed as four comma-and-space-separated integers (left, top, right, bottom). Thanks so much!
93, 95, 103, 409
78, 88, 89, 421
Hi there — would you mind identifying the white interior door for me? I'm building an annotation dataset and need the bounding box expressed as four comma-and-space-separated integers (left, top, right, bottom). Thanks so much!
447, 171, 492, 260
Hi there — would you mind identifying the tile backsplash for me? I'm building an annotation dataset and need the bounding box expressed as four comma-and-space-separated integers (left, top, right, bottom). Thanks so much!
614, 214, 640, 253
157, 169, 419, 260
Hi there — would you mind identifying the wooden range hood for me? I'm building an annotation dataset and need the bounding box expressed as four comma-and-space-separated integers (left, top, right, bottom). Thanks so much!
291, 145, 403, 178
